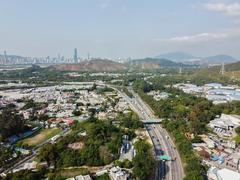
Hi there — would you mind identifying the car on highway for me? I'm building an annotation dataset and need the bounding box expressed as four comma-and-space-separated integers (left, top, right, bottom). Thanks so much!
158, 149, 164, 156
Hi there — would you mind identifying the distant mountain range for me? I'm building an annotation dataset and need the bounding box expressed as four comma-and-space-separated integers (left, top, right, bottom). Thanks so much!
155, 52, 238, 65
50, 58, 188, 72
1, 51, 238, 71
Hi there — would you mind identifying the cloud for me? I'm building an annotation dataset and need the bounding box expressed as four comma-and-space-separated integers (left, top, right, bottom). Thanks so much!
156, 28, 240, 43
204, 2, 240, 17
168, 32, 227, 42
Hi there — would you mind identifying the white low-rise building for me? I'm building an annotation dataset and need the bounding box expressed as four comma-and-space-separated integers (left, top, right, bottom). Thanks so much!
209, 114, 240, 137
109, 166, 129, 180
75, 175, 92, 180
208, 167, 240, 180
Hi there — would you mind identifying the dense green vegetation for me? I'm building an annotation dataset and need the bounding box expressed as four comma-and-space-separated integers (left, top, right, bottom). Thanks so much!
132, 139, 155, 180
133, 79, 222, 179
163, 120, 205, 180
149, 72, 235, 86
4, 169, 46, 180
132, 76, 240, 179
134, 80, 221, 134
37, 115, 139, 169
0, 146, 14, 168
114, 159, 133, 169
96, 173, 111, 180
217, 101, 240, 115
5, 111, 146, 179
96, 86, 114, 94
0, 109, 26, 139
117, 112, 143, 130
0, 65, 128, 84
47, 168, 89, 180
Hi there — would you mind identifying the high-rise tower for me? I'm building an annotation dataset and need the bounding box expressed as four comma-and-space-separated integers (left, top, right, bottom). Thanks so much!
87, 52, 90, 60
74, 48, 78, 63
3, 50, 7, 64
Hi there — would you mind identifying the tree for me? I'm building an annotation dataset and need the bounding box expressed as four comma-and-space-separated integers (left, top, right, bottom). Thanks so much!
236, 126, 240, 135
88, 108, 96, 116
132, 139, 155, 180
38, 144, 58, 167
189, 119, 205, 134
5, 169, 45, 180
72, 110, 82, 116
0, 146, 13, 167
122, 159, 133, 168
39, 114, 49, 129
99, 146, 114, 165
0, 109, 25, 138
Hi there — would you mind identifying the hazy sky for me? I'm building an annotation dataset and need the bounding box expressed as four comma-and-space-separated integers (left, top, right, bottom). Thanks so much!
1, 0, 240, 59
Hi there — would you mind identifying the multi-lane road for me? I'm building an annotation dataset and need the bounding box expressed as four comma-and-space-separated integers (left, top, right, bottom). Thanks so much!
118, 87, 184, 180
2, 82, 183, 180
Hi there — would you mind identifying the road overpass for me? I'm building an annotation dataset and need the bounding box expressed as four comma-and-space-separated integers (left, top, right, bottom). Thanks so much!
142, 119, 162, 124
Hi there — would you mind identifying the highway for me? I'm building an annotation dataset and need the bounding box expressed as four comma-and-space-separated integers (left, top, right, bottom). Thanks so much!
117, 87, 184, 180
36, 82, 184, 180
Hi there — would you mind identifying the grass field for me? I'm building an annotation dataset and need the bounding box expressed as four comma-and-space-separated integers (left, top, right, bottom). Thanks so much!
19, 128, 61, 147
48, 168, 89, 179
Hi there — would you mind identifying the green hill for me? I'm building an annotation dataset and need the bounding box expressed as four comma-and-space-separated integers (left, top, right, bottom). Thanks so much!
128, 58, 191, 70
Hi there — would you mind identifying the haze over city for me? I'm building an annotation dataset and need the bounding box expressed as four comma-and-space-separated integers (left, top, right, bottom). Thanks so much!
1, 0, 240, 59
2, 1, 240, 180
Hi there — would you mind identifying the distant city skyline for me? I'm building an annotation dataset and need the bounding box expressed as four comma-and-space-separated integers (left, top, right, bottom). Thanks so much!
1, 0, 240, 59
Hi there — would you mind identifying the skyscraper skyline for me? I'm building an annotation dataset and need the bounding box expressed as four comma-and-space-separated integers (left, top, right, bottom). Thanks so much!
1, 1, 240, 59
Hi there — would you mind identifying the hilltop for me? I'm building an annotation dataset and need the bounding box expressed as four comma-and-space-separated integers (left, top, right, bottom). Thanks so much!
128, 58, 190, 69
50, 59, 125, 72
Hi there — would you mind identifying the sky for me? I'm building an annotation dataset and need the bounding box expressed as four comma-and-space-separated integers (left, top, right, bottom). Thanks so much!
0, 0, 240, 59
